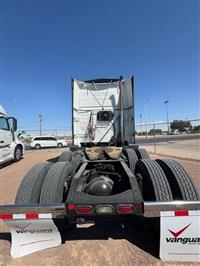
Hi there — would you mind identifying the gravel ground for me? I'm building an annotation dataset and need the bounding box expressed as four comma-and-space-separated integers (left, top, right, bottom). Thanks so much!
0, 149, 199, 266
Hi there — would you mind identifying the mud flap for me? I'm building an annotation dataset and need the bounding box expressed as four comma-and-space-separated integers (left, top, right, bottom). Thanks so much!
160, 210, 200, 262
3, 216, 61, 258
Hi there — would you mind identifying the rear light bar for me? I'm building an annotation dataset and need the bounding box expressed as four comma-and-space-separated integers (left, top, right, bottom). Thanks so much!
67, 203, 135, 215
116, 204, 134, 214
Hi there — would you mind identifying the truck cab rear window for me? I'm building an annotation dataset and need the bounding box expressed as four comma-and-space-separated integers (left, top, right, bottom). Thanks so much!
97, 111, 113, 122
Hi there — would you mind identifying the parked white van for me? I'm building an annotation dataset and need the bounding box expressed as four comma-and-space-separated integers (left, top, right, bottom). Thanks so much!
0, 105, 24, 164
30, 136, 68, 149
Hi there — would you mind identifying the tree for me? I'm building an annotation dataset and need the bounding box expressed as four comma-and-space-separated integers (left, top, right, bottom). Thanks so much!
170, 120, 192, 133
148, 129, 162, 135
192, 125, 200, 133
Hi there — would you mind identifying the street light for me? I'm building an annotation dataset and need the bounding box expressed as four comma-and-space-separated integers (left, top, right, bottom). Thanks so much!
139, 113, 142, 135
144, 100, 149, 139
38, 114, 42, 136
164, 100, 170, 134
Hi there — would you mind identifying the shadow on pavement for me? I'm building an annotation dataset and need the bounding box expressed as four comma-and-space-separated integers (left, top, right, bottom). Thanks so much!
0, 232, 11, 242
59, 221, 160, 259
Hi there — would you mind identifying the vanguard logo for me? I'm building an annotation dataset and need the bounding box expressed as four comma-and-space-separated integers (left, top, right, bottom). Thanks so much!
16, 228, 53, 234
166, 223, 200, 245
168, 223, 191, 238
14, 223, 53, 234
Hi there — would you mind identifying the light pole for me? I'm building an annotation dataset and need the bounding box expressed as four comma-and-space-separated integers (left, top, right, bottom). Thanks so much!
38, 114, 42, 136
164, 100, 170, 134
144, 100, 149, 139
139, 113, 142, 135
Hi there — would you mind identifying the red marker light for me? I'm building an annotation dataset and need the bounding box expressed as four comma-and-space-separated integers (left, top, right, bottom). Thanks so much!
116, 204, 133, 214
67, 203, 76, 210
76, 205, 94, 215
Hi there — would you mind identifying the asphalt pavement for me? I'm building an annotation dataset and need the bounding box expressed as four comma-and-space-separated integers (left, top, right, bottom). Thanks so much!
135, 133, 199, 144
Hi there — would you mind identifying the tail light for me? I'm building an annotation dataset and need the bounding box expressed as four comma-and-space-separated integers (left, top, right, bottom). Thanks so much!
116, 204, 134, 214
75, 205, 94, 215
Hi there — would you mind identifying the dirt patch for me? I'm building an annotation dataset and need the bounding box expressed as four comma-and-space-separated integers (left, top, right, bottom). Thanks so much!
0, 150, 199, 265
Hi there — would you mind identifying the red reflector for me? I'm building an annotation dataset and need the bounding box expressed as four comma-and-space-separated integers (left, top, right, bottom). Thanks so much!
0, 214, 13, 220
67, 203, 76, 210
175, 210, 189, 216
116, 205, 133, 214
26, 213, 39, 219
76, 206, 94, 215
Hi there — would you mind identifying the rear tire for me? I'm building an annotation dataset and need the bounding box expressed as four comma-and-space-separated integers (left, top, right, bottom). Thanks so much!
156, 159, 199, 200
135, 159, 173, 201
40, 162, 71, 203
135, 148, 150, 159
71, 153, 82, 174
58, 151, 81, 176
15, 162, 53, 204
124, 148, 138, 173
58, 151, 73, 162
135, 159, 173, 229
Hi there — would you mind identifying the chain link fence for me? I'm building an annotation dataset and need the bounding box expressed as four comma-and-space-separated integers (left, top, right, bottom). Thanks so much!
18, 119, 200, 159
135, 119, 200, 159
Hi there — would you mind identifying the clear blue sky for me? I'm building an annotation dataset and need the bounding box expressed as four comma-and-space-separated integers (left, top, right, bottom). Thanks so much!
1, 0, 199, 132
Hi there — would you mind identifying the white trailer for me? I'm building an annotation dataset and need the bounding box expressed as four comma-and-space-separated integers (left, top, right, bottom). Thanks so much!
0, 105, 24, 164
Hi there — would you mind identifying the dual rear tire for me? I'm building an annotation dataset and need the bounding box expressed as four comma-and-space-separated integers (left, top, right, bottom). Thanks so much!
124, 147, 198, 202
134, 158, 199, 229
15, 150, 82, 205
15, 161, 71, 204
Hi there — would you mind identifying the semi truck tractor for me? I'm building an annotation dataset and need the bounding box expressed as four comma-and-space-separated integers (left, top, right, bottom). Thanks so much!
0, 105, 24, 164
0, 77, 199, 257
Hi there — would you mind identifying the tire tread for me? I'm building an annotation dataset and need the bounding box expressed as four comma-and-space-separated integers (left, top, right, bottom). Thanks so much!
156, 159, 199, 200
15, 162, 53, 204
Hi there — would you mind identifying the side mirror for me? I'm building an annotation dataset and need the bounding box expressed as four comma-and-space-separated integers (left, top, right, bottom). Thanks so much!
8, 117, 17, 132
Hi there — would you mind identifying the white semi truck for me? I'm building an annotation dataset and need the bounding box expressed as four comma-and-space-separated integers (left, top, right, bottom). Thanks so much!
0, 105, 24, 164
0, 77, 199, 259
